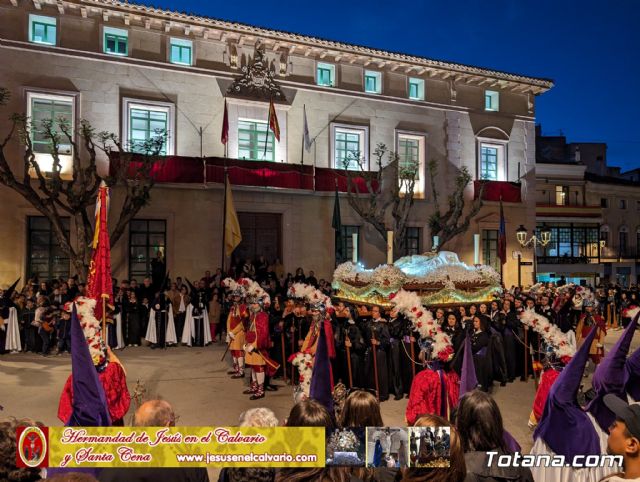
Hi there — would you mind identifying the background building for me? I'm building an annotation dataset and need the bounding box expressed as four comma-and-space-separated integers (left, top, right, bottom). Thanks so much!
536, 126, 640, 286
0, 0, 552, 286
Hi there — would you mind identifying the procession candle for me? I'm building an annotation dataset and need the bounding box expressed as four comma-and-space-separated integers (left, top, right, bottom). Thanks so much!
352, 233, 358, 263
474, 233, 480, 265
387, 231, 393, 264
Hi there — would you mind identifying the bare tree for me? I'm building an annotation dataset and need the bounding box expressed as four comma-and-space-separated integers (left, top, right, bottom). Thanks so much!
0, 87, 165, 278
427, 158, 484, 251
342, 143, 418, 258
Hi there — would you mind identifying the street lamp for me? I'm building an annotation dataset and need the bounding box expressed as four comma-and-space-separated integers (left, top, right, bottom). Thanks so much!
516, 225, 551, 285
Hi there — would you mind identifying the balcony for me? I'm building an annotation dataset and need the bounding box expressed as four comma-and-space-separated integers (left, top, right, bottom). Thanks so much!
536, 202, 601, 219
473, 180, 522, 203
537, 256, 598, 265
109, 154, 379, 193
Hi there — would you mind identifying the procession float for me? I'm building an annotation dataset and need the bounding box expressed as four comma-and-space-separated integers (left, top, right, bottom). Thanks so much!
332, 251, 502, 307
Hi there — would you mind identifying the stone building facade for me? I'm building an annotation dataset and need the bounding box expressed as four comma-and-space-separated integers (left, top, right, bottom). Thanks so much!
0, 0, 552, 286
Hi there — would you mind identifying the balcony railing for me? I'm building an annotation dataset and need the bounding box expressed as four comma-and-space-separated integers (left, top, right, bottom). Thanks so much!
537, 256, 599, 265
473, 180, 522, 203
109, 154, 379, 193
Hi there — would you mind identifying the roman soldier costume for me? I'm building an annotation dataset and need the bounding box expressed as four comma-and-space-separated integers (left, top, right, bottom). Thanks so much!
223, 278, 248, 378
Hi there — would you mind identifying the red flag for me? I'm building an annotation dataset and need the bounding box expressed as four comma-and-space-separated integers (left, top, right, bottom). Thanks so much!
86, 181, 113, 317
268, 98, 280, 142
498, 197, 507, 266
221, 98, 229, 145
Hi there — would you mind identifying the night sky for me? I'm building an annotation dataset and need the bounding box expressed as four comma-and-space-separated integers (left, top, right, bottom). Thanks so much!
151, 0, 639, 171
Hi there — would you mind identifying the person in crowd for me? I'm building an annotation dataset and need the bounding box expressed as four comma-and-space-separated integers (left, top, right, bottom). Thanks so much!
150, 251, 166, 292
601, 394, 640, 482
55, 305, 71, 355
364, 306, 390, 401
98, 400, 209, 482
456, 390, 533, 482
293, 268, 306, 284
306, 270, 318, 288
471, 315, 492, 392
341, 389, 384, 428
208, 288, 222, 343
124, 289, 142, 347
576, 300, 607, 368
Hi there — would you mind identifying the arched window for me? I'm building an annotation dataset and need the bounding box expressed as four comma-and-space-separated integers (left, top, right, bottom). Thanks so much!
476, 127, 509, 182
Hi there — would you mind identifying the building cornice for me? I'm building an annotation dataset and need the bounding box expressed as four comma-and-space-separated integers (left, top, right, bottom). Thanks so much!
7, 0, 554, 95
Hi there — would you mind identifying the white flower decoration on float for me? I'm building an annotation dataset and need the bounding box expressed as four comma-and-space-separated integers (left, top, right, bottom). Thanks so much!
287, 283, 333, 312
519, 309, 576, 361
388, 289, 455, 362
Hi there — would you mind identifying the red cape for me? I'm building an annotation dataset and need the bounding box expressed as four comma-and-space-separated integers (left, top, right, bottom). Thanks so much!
405, 368, 460, 425
58, 361, 131, 424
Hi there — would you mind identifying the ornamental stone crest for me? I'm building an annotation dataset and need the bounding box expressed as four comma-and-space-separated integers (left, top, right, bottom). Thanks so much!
226, 43, 287, 103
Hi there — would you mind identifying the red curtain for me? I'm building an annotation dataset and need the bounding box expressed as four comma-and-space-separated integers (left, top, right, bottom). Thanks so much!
474, 180, 522, 203
110, 154, 379, 193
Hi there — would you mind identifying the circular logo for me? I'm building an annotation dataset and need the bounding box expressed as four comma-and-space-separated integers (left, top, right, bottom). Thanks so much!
18, 426, 47, 468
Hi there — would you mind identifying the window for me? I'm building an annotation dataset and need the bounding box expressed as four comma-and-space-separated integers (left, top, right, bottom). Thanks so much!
619, 228, 629, 256
485, 90, 499, 111
402, 227, 421, 256
129, 219, 166, 280
601, 198, 609, 208
103, 27, 128, 56
538, 225, 600, 261
637, 201, 640, 211
619, 199, 627, 209
317, 63, 336, 87
29, 14, 56, 45
27, 216, 70, 280
27, 92, 74, 155
169, 38, 192, 65
122, 98, 174, 155
600, 225, 609, 246
364, 71, 382, 94
555, 186, 569, 206
480, 145, 499, 180
238, 120, 274, 161
331, 124, 368, 170
408, 78, 425, 100
336, 225, 359, 265
482, 229, 500, 271
397, 132, 426, 196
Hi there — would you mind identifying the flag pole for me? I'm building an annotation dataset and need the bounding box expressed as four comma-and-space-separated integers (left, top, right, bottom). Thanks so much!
221, 168, 228, 274
264, 97, 271, 159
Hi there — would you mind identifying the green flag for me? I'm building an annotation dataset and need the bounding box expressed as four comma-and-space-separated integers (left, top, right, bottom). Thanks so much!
332, 187, 343, 262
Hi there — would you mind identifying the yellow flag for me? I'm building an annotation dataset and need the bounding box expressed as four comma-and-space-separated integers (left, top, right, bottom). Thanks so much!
225, 178, 242, 257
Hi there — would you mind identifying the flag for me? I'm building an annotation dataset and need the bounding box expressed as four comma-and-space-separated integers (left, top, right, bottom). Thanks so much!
67, 304, 111, 426
332, 186, 343, 261
224, 177, 242, 257
221, 98, 229, 145
498, 197, 507, 266
303, 104, 312, 152
268, 97, 280, 142
86, 181, 113, 318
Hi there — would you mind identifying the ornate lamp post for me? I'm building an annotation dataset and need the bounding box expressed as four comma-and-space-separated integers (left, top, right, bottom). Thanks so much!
516, 225, 551, 285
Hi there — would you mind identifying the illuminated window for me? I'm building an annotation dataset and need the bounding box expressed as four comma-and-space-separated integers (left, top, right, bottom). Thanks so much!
238, 120, 274, 161
332, 124, 368, 170
29, 15, 56, 45
104, 27, 128, 56
317, 63, 336, 87
555, 186, 569, 206
364, 71, 381, 94
402, 227, 421, 256
480, 145, 499, 180
408, 78, 424, 100
169, 38, 192, 65
27, 92, 74, 155
123, 98, 174, 155
485, 90, 499, 111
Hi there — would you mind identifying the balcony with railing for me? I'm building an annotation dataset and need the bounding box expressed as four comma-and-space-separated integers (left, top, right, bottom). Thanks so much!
109, 155, 379, 193
473, 180, 522, 203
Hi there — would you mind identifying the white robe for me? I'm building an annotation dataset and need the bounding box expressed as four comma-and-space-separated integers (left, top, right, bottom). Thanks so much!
530, 413, 621, 482
146, 308, 177, 345
181, 305, 211, 347
4, 307, 21, 352
105, 314, 125, 350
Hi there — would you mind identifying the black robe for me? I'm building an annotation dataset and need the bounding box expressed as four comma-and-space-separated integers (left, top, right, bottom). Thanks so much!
364, 319, 390, 401
387, 316, 406, 399
152, 293, 171, 348
124, 299, 142, 346
471, 330, 492, 391
189, 289, 208, 347
345, 321, 366, 389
